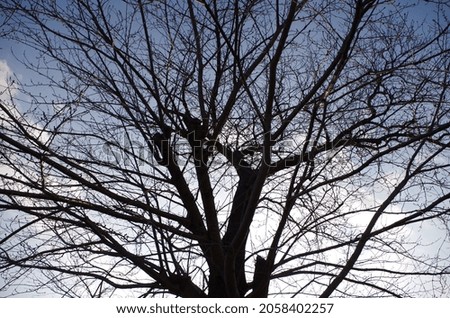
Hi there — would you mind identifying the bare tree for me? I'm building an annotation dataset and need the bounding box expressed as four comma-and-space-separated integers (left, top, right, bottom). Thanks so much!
0, 0, 449, 297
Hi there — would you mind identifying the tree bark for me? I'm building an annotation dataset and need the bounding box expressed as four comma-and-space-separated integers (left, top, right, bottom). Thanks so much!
208, 167, 256, 297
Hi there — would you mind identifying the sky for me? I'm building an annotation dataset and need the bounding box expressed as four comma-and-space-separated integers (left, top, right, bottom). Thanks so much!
0, 0, 449, 297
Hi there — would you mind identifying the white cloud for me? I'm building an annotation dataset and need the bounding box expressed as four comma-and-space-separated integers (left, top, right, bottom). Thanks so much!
0, 60, 49, 143
0, 59, 18, 99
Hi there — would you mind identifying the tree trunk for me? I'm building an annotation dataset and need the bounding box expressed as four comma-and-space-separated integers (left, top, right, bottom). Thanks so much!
209, 167, 256, 297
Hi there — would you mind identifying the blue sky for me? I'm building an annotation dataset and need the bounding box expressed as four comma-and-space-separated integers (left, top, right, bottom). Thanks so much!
1, 0, 450, 297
